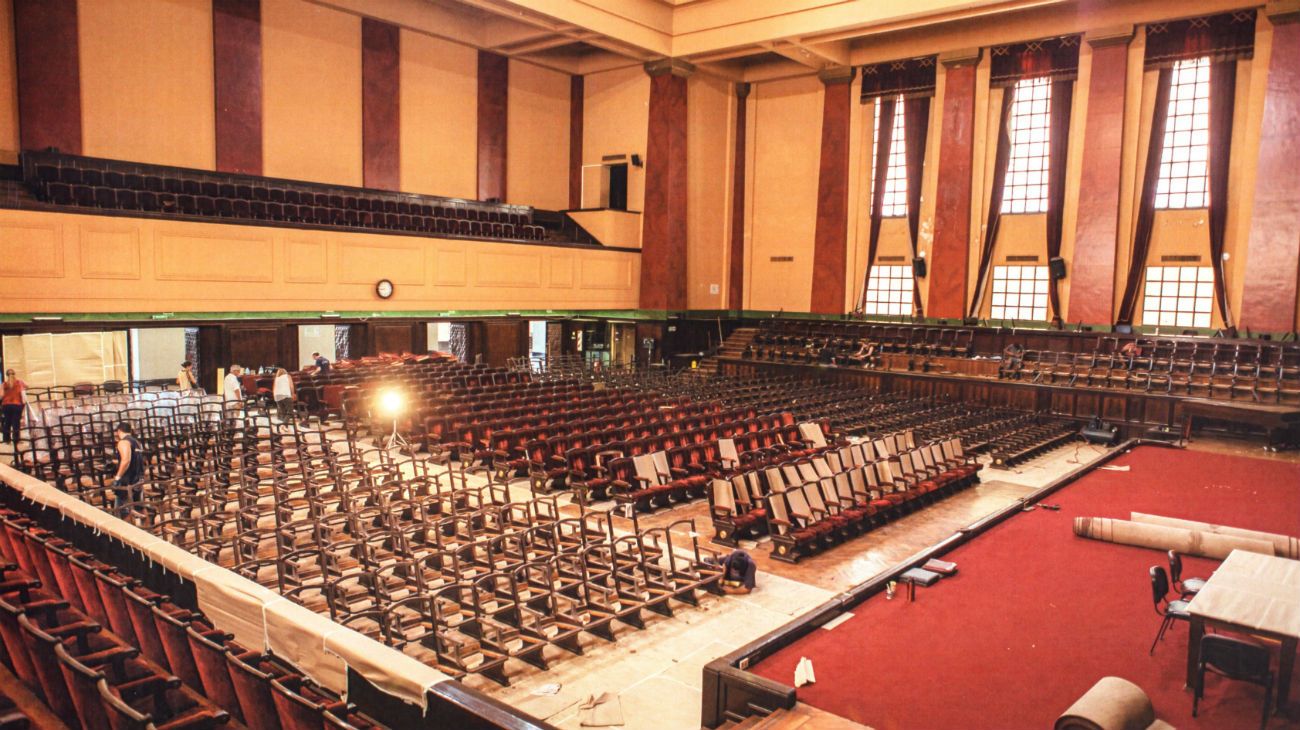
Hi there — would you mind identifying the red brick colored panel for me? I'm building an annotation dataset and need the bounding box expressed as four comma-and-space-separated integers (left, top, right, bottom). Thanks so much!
13, 0, 82, 153
640, 72, 688, 311
362, 18, 400, 190
477, 51, 508, 201
811, 79, 852, 314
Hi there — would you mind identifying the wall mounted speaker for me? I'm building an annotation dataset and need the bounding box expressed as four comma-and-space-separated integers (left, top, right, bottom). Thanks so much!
631, 154, 643, 167
1049, 256, 1067, 280
913, 258, 927, 277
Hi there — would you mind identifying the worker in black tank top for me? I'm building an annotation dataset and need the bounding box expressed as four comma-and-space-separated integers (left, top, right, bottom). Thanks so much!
112, 422, 145, 517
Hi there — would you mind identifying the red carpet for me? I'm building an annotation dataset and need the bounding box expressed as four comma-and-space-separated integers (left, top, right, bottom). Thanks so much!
754, 446, 1300, 729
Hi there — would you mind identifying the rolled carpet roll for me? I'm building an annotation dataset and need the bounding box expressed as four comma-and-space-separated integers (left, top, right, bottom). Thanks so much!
1130, 512, 1300, 559
1073, 517, 1275, 559
1054, 676, 1174, 730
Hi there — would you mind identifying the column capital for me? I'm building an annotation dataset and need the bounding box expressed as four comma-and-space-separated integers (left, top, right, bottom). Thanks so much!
939, 48, 981, 68
735, 82, 751, 99
817, 65, 856, 85
1085, 25, 1135, 48
644, 58, 695, 78
1266, 0, 1300, 25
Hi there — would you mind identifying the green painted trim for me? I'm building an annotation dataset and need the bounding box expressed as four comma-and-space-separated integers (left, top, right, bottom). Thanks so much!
0, 309, 672, 324
1, 309, 1291, 340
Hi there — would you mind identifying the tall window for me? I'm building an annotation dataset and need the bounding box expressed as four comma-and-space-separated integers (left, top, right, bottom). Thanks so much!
990, 265, 1048, 320
1155, 57, 1211, 210
872, 96, 908, 218
863, 264, 913, 316
1001, 77, 1053, 214
1142, 266, 1212, 328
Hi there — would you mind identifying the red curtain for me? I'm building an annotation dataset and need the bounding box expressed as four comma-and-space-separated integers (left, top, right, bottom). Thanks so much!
860, 98, 896, 313
1144, 10, 1256, 69
990, 36, 1080, 87
860, 56, 936, 102
968, 86, 1016, 318
1044, 78, 1073, 321
904, 96, 930, 317
1116, 66, 1174, 325
1207, 60, 1236, 328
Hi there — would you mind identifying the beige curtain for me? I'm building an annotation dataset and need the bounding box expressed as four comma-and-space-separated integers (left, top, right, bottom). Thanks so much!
2, 331, 129, 387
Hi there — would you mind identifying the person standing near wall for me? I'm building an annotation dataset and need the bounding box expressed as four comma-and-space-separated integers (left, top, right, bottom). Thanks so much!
223, 364, 243, 406
1, 369, 27, 448
273, 367, 296, 425
177, 360, 198, 392
111, 422, 145, 517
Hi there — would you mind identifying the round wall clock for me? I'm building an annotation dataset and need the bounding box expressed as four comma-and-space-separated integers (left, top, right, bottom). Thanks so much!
376, 279, 394, 299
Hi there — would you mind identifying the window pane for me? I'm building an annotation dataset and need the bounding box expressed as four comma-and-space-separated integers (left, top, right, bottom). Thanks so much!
1000, 77, 1052, 215
862, 263, 915, 316
1154, 57, 1211, 211
872, 96, 910, 218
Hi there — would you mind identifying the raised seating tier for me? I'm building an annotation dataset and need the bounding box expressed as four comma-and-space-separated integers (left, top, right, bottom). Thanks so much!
21, 151, 554, 244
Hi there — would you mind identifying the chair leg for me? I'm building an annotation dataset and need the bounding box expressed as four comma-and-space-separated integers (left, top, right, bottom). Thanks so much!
1150, 616, 1171, 655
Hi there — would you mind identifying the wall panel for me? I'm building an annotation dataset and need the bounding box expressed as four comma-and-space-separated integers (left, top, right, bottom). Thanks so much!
0, 209, 640, 313
337, 241, 424, 285
261, 0, 361, 185
747, 75, 821, 312
686, 73, 731, 310
400, 30, 477, 199
583, 66, 649, 212
80, 226, 141, 280
79, 0, 215, 170
507, 60, 569, 210
0, 219, 63, 277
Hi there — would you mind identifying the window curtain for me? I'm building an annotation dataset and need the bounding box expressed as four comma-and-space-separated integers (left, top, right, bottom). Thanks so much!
1116, 67, 1174, 326
1044, 78, 1074, 321
860, 98, 896, 313
967, 86, 1016, 319
990, 36, 1080, 87
1144, 11, 1256, 68
1117, 10, 1254, 326
1207, 60, 1236, 328
904, 96, 930, 317
860, 56, 936, 102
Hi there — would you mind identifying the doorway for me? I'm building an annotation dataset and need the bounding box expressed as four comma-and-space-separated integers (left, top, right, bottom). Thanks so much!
607, 163, 628, 211
528, 320, 547, 369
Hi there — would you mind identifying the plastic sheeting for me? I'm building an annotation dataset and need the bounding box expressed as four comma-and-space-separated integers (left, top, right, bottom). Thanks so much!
3, 331, 128, 387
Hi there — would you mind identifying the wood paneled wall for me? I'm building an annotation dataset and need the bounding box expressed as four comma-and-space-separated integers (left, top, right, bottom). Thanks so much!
0, 209, 641, 314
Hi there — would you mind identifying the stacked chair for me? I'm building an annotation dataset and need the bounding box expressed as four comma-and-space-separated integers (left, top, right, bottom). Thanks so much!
15, 369, 727, 688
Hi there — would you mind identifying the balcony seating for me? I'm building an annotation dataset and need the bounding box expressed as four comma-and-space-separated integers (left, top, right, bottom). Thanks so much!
23, 151, 550, 244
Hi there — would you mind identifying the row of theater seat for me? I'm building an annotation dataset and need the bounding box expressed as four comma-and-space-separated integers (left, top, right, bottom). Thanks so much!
25, 156, 549, 243
719, 433, 982, 562
0, 508, 387, 730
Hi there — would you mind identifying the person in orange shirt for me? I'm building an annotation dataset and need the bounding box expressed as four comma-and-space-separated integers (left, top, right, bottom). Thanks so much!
1, 369, 27, 446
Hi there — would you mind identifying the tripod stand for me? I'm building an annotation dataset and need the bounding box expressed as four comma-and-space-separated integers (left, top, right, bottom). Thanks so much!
383, 418, 409, 450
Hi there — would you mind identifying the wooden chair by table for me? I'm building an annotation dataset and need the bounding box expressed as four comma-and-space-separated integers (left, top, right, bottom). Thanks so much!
1149, 566, 1190, 655
1192, 635, 1273, 730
